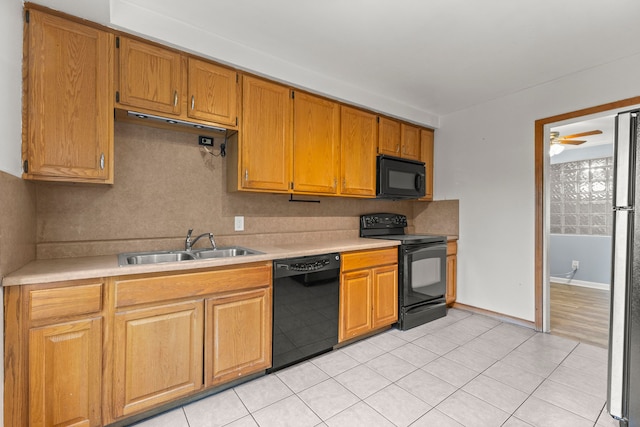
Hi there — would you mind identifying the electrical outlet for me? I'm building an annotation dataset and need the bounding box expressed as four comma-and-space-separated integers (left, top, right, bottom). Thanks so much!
234, 216, 244, 232
572, 260, 579, 270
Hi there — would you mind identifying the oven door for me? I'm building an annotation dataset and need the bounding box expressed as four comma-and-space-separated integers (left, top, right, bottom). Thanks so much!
400, 242, 447, 307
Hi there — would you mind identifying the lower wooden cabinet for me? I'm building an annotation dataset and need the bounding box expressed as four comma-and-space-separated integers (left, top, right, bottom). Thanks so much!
29, 317, 103, 427
339, 248, 398, 342
205, 288, 271, 386
4, 262, 272, 427
446, 241, 458, 306
113, 300, 204, 417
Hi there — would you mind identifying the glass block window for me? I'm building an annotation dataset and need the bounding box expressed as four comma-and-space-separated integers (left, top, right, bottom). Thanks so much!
549, 157, 613, 235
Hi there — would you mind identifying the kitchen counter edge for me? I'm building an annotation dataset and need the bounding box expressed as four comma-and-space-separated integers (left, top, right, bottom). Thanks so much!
2, 238, 406, 287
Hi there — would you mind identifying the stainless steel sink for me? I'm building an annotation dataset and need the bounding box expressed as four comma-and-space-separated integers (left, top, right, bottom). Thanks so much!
193, 247, 263, 259
118, 246, 262, 266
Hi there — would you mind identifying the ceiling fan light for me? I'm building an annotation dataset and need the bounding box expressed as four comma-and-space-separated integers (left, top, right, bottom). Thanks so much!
549, 144, 565, 156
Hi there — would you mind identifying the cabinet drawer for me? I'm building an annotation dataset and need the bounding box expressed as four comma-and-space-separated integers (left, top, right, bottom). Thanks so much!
115, 262, 272, 308
29, 281, 103, 322
341, 248, 397, 272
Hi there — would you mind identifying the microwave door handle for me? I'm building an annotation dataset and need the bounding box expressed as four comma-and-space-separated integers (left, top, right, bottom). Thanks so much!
415, 175, 423, 192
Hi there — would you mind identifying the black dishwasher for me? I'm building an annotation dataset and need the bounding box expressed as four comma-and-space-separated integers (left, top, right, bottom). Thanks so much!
269, 253, 341, 372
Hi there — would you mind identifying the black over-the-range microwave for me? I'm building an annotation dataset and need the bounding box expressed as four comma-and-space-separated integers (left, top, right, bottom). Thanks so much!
376, 155, 426, 200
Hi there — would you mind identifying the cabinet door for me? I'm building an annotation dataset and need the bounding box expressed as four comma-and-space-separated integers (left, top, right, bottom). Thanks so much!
372, 265, 398, 329
420, 129, 434, 201
205, 288, 271, 386
240, 76, 292, 191
29, 318, 102, 427
292, 92, 340, 194
401, 124, 421, 161
113, 301, 203, 417
117, 37, 182, 115
340, 106, 377, 197
378, 117, 401, 157
339, 270, 372, 342
188, 58, 237, 126
446, 242, 457, 306
25, 10, 113, 183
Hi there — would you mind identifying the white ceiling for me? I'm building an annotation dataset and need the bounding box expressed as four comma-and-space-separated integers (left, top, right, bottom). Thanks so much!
30, 0, 640, 121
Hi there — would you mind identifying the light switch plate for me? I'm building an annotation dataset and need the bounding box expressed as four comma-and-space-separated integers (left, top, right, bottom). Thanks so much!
234, 216, 244, 232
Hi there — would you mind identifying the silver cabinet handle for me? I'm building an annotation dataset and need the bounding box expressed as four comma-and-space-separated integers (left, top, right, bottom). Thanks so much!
191, 95, 195, 110
396, 144, 400, 153
244, 170, 248, 181
173, 90, 178, 107
99, 153, 105, 170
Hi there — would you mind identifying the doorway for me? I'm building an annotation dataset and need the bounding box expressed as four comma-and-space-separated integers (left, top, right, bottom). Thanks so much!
534, 96, 640, 340
547, 116, 614, 348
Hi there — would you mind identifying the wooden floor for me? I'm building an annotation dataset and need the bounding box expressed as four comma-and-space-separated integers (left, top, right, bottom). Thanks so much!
550, 282, 610, 348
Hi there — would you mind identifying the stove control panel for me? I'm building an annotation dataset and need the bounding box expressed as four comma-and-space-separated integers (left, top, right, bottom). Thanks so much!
361, 213, 407, 229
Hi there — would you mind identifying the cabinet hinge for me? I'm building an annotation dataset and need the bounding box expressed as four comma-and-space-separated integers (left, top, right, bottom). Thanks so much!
115, 91, 120, 103
25, 10, 30, 23
291, 91, 295, 99
236, 73, 239, 83
377, 116, 380, 123
23, 160, 28, 173
290, 182, 294, 190
115, 36, 119, 48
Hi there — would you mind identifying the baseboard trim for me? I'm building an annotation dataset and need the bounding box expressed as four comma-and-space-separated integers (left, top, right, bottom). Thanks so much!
550, 276, 610, 291
451, 302, 536, 330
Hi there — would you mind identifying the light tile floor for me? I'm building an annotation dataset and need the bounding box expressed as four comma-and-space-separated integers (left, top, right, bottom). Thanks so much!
132, 309, 619, 427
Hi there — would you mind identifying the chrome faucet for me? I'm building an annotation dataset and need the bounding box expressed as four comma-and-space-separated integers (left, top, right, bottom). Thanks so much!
185, 229, 216, 251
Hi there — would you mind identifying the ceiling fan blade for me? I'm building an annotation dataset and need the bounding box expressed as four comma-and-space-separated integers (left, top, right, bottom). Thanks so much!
559, 139, 586, 145
559, 130, 602, 139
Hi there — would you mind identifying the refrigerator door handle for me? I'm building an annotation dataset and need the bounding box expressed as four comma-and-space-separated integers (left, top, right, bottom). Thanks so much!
609, 208, 630, 421
615, 112, 633, 207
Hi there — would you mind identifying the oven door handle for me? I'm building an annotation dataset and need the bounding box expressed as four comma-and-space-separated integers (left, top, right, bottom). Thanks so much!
402, 242, 447, 256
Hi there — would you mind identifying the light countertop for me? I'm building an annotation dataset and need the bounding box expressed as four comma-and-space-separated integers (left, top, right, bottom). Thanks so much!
3, 238, 402, 286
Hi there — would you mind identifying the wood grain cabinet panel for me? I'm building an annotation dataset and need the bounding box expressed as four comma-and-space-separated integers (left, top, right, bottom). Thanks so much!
420, 128, 434, 201
23, 10, 113, 183
117, 37, 182, 115
238, 75, 292, 192
292, 91, 340, 194
340, 106, 377, 197
205, 288, 272, 386
29, 317, 102, 427
378, 117, 402, 157
446, 241, 457, 306
400, 123, 421, 161
113, 301, 203, 417
187, 57, 237, 126
340, 248, 398, 342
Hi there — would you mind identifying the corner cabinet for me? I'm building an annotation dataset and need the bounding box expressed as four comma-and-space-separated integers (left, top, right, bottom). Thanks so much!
23, 9, 114, 184
339, 248, 398, 342
446, 241, 457, 306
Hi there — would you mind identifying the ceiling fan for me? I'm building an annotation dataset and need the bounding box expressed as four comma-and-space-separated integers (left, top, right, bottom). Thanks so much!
550, 130, 603, 146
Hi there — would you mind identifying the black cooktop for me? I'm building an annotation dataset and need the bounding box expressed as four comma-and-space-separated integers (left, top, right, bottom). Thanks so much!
360, 213, 446, 244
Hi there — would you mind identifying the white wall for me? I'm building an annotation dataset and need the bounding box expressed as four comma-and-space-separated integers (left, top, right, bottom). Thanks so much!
435, 53, 640, 322
549, 234, 611, 287
0, 0, 24, 177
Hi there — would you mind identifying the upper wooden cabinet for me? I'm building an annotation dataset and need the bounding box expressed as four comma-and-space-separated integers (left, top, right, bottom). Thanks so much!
187, 57, 238, 126
400, 123, 421, 161
116, 37, 238, 129
23, 10, 114, 183
117, 37, 182, 115
292, 91, 340, 194
340, 106, 377, 197
420, 128, 435, 201
234, 75, 292, 192
378, 116, 401, 157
